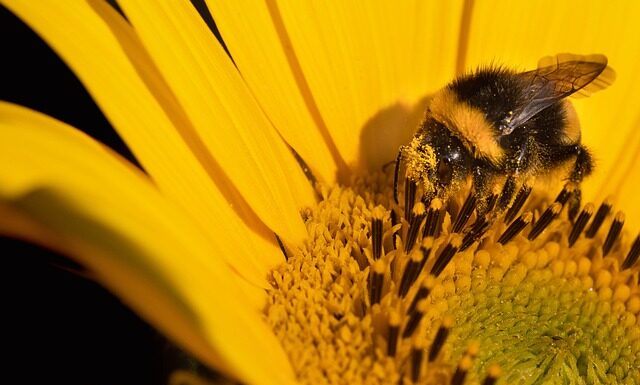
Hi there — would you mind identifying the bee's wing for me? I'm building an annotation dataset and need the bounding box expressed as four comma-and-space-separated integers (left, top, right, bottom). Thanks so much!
502, 53, 615, 135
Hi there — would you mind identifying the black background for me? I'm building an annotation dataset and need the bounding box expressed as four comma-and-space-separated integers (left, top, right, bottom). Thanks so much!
0, 3, 224, 384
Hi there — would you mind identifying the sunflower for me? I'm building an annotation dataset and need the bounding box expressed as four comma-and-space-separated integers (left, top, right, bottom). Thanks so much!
1, 1, 639, 385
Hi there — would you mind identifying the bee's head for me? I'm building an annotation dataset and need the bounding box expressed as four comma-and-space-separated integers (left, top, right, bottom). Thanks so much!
419, 118, 474, 195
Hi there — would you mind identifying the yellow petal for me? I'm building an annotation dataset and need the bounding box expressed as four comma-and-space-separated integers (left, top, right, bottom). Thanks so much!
605, 122, 640, 232
116, 0, 315, 243
269, 1, 463, 171
463, 0, 640, 219
0, 201, 229, 378
0, 102, 296, 385
3, 0, 284, 285
206, 0, 343, 184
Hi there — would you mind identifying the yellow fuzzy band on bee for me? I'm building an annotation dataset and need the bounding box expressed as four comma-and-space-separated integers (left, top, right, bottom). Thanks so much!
428, 88, 504, 164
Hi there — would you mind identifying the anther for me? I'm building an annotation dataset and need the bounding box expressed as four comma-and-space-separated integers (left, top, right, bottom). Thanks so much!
431, 237, 462, 277
369, 259, 386, 305
450, 343, 479, 385
405, 203, 426, 252
465, 341, 481, 358
387, 311, 400, 357
371, 208, 385, 260
399, 250, 424, 298
428, 316, 453, 362
602, 211, 625, 256
404, 179, 418, 221
450, 356, 472, 385
391, 210, 399, 250
498, 175, 517, 211
568, 193, 582, 221
585, 200, 612, 238
554, 182, 576, 206
481, 364, 502, 385
504, 185, 532, 224
485, 193, 498, 213
402, 300, 427, 338
410, 343, 424, 383
423, 198, 443, 237
407, 275, 435, 314
417, 241, 432, 276
497, 212, 532, 244
527, 202, 561, 241
622, 234, 640, 270
568, 203, 594, 247
452, 193, 477, 233
460, 216, 490, 251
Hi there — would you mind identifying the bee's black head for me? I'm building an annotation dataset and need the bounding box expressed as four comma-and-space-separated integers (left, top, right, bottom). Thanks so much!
421, 119, 474, 192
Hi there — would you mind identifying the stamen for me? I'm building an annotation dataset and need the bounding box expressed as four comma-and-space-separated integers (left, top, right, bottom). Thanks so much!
399, 249, 425, 298
504, 185, 532, 224
423, 198, 443, 237
450, 356, 472, 385
403, 300, 427, 338
391, 210, 399, 250
405, 179, 418, 221
568, 203, 594, 247
417, 242, 432, 277
602, 211, 625, 256
585, 200, 612, 238
497, 212, 532, 245
405, 203, 426, 252
431, 236, 462, 277
410, 342, 424, 383
451, 342, 479, 385
481, 364, 502, 385
497, 175, 516, 211
387, 310, 400, 357
554, 182, 576, 206
452, 193, 476, 233
371, 217, 383, 260
369, 259, 386, 305
527, 202, 561, 241
485, 193, 498, 213
622, 234, 640, 269
407, 275, 435, 314
428, 316, 453, 362
460, 216, 490, 251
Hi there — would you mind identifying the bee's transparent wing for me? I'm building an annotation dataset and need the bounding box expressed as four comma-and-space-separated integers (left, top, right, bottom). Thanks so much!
502, 53, 615, 135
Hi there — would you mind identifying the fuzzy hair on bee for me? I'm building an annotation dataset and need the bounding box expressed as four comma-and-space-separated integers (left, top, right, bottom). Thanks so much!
394, 53, 615, 223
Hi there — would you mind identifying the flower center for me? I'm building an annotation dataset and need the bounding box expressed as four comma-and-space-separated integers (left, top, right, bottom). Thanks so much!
265, 171, 639, 385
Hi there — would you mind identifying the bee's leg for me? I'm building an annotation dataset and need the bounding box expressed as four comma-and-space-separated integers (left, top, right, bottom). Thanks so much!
498, 137, 535, 215
471, 164, 496, 218
393, 146, 406, 204
497, 175, 517, 212
567, 145, 594, 220
547, 143, 594, 220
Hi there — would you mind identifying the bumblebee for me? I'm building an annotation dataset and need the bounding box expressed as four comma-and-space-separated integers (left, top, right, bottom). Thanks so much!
395, 53, 615, 221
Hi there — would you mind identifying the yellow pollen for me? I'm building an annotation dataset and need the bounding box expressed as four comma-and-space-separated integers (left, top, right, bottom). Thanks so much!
265, 170, 640, 385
